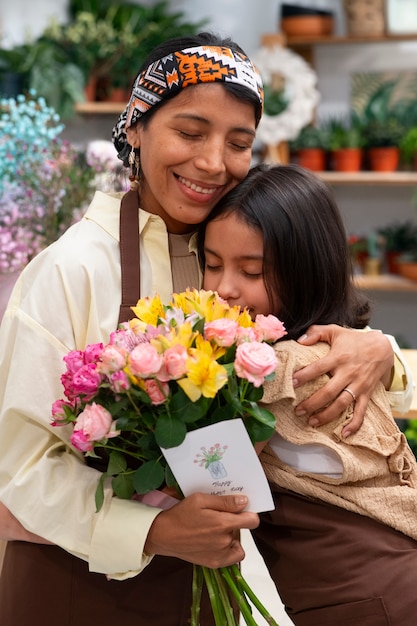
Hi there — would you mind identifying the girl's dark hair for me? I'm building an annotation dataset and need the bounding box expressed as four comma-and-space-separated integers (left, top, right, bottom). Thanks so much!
133, 31, 263, 129
197, 163, 371, 339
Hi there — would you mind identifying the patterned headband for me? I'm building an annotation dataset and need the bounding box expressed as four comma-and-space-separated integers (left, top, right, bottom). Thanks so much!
112, 45, 264, 162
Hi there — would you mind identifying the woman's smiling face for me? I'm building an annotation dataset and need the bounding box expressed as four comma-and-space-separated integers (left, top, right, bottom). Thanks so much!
126, 83, 257, 234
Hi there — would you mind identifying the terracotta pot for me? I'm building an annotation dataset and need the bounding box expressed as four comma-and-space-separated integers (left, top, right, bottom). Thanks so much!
398, 261, 417, 281
331, 148, 362, 172
84, 75, 98, 102
386, 250, 401, 274
295, 148, 326, 172
281, 15, 334, 37
367, 146, 400, 172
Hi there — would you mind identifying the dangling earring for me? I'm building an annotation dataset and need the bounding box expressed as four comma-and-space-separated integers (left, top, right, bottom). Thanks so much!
129, 147, 141, 190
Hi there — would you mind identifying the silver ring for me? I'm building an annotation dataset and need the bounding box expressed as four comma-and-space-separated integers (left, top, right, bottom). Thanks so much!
343, 387, 356, 402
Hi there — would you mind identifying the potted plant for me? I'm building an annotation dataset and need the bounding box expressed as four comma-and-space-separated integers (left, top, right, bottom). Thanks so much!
17, 0, 205, 114
290, 124, 328, 171
400, 127, 417, 170
0, 44, 31, 97
377, 220, 417, 273
326, 111, 364, 172
361, 81, 407, 172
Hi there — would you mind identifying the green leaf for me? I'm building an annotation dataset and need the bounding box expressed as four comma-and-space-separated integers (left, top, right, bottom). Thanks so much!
95, 473, 106, 512
107, 450, 127, 475
211, 403, 238, 422
245, 416, 276, 445
246, 385, 264, 402
112, 473, 135, 500
154, 413, 187, 448
133, 460, 165, 494
170, 388, 206, 422
245, 402, 276, 428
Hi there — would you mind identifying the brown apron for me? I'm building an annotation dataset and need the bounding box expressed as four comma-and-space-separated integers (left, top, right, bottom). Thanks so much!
0, 191, 216, 626
252, 487, 417, 626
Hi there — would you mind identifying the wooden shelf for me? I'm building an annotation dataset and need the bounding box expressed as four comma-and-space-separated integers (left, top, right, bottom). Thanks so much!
75, 102, 125, 114
353, 274, 417, 292
317, 171, 417, 186
285, 34, 417, 47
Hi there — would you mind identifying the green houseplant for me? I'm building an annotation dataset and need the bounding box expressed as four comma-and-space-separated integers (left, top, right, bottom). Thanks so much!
361, 81, 408, 171
377, 220, 417, 273
290, 124, 328, 171
325, 112, 364, 172
23, 0, 206, 116
400, 127, 417, 169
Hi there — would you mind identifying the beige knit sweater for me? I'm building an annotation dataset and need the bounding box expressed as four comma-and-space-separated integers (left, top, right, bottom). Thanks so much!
260, 340, 417, 540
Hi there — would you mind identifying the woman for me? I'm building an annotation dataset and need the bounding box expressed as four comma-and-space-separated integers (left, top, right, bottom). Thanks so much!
0, 33, 400, 625
199, 163, 417, 625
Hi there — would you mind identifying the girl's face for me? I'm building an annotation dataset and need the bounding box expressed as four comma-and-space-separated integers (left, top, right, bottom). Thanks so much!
126, 83, 256, 234
203, 212, 279, 318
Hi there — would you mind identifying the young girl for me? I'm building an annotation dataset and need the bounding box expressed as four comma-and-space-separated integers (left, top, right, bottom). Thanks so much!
198, 163, 417, 625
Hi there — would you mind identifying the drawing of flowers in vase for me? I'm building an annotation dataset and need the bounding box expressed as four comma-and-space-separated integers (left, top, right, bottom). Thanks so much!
194, 443, 228, 479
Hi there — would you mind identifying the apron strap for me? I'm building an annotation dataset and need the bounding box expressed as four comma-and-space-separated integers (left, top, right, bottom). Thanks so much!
118, 190, 141, 325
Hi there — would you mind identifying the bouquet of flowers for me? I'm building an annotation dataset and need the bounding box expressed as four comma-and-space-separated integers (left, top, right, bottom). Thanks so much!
52, 288, 286, 625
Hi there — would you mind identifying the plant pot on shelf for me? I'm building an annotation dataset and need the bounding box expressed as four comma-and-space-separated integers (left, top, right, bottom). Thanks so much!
294, 148, 326, 172
84, 75, 98, 102
367, 146, 400, 172
331, 148, 363, 172
398, 261, 417, 281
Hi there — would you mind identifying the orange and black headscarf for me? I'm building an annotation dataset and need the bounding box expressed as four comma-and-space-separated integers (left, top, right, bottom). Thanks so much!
112, 45, 263, 163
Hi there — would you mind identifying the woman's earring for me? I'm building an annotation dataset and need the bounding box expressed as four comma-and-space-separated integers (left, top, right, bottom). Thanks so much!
129, 147, 141, 190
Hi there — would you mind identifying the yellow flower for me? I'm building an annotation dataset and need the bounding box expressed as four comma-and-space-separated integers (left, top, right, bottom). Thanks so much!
131, 294, 164, 325
195, 334, 226, 360
178, 349, 228, 401
153, 322, 196, 352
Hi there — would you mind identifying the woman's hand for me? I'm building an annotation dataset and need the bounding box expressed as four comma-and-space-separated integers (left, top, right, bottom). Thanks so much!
144, 493, 259, 568
293, 324, 394, 437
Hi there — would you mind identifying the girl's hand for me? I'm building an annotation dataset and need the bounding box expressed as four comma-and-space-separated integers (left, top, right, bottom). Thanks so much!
293, 324, 394, 437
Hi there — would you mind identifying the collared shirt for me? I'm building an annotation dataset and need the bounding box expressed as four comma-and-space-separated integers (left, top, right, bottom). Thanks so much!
0, 191, 200, 580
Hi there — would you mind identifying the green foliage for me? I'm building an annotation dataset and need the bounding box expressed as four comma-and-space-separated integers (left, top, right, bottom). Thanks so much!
400, 127, 417, 164
361, 81, 408, 148
377, 220, 417, 253
290, 124, 328, 150
325, 112, 364, 150
4, 1, 206, 118
263, 83, 288, 117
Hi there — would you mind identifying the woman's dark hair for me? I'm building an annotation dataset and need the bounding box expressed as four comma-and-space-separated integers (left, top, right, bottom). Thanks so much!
133, 31, 263, 128
197, 163, 371, 339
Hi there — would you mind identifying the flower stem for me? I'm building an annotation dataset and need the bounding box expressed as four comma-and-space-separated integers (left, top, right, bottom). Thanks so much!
224, 564, 280, 626
191, 564, 203, 626
220, 566, 258, 625
211, 568, 239, 626
202, 566, 228, 625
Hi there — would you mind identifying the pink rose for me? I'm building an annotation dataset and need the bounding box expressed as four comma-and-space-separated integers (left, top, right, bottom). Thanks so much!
234, 342, 278, 387
63, 350, 84, 374
144, 379, 169, 405
109, 370, 130, 393
72, 363, 102, 400
83, 342, 104, 364
254, 315, 287, 342
72, 402, 119, 449
236, 326, 257, 344
128, 343, 163, 378
204, 319, 238, 347
97, 344, 127, 375
51, 399, 74, 425
70, 429, 93, 452
158, 344, 188, 381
